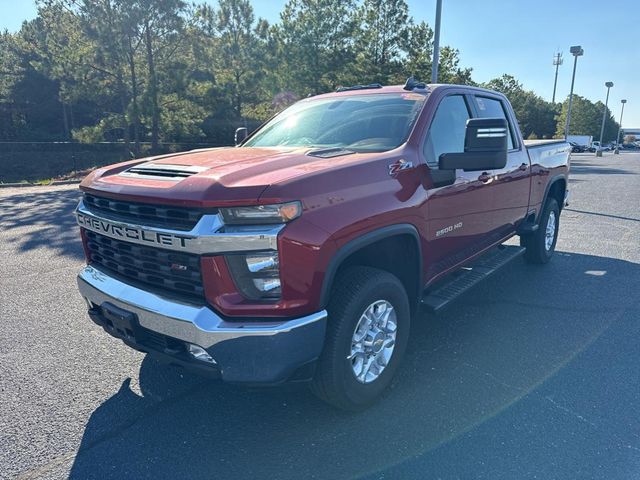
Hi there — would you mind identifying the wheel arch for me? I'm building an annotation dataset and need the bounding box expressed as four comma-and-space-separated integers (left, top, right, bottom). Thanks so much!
319, 224, 423, 314
540, 175, 567, 218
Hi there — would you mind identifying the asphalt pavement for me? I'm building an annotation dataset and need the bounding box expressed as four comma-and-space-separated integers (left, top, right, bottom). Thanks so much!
1, 152, 639, 479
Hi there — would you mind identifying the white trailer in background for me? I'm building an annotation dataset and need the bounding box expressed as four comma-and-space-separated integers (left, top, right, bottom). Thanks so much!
567, 135, 592, 147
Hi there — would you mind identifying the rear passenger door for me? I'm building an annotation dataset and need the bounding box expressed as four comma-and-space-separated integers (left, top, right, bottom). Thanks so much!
472, 95, 531, 235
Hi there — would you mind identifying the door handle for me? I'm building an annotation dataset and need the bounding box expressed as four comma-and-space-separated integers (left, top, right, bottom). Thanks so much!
478, 172, 493, 184
518, 163, 528, 171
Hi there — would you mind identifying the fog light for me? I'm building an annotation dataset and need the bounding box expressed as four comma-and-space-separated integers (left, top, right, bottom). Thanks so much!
226, 251, 282, 300
245, 253, 279, 273
253, 277, 281, 292
186, 344, 216, 364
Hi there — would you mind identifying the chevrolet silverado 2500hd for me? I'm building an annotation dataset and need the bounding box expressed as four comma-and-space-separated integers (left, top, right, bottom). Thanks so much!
75, 79, 570, 410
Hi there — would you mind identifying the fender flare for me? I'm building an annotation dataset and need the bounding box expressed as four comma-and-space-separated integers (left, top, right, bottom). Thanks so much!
319, 223, 423, 308
538, 175, 568, 219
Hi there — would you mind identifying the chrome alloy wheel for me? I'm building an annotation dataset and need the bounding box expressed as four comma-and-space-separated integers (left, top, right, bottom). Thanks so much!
545, 210, 557, 251
348, 300, 397, 384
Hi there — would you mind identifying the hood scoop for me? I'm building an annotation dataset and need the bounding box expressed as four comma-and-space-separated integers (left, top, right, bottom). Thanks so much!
119, 163, 209, 180
306, 147, 355, 159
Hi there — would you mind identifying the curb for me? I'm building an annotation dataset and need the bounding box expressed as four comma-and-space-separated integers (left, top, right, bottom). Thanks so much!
0, 179, 81, 189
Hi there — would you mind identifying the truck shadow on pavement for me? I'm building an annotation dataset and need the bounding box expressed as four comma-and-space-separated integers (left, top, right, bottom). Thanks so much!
67, 251, 640, 480
0, 187, 84, 259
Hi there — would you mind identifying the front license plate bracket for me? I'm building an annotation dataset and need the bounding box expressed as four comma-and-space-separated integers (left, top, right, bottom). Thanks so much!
100, 302, 139, 342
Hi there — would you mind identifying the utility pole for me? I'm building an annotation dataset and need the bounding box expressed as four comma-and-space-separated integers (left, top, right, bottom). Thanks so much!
614, 99, 627, 154
596, 81, 614, 157
431, 0, 443, 83
564, 46, 584, 139
552, 52, 563, 103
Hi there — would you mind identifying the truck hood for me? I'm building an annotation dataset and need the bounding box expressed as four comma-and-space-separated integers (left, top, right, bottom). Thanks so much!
80, 146, 375, 207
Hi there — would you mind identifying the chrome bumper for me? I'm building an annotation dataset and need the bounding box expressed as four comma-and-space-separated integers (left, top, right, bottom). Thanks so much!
78, 265, 326, 348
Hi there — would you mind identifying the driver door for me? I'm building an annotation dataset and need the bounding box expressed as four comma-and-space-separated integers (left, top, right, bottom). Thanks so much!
421, 94, 503, 280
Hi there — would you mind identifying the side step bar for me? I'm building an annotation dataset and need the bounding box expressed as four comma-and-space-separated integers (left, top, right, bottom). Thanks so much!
421, 245, 525, 313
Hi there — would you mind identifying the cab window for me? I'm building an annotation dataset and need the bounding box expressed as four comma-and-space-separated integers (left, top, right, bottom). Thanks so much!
423, 95, 470, 167
473, 96, 516, 149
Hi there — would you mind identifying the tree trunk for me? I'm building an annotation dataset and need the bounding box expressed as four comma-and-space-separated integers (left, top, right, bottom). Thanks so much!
61, 101, 70, 141
235, 70, 242, 117
69, 102, 76, 136
144, 20, 160, 152
127, 40, 141, 156
118, 76, 131, 155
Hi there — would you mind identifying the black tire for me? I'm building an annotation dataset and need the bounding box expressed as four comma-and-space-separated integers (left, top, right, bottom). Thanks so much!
310, 266, 410, 411
520, 197, 560, 264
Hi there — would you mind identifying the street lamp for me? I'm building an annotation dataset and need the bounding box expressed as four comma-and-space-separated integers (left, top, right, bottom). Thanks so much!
564, 45, 584, 139
614, 99, 627, 154
552, 52, 563, 103
431, 0, 443, 83
596, 81, 614, 157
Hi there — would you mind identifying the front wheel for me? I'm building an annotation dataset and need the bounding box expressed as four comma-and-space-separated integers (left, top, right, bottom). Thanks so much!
310, 266, 410, 411
520, 197, 560, 264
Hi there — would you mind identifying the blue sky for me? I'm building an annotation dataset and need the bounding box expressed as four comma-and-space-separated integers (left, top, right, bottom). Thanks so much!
2, 0, 638, 126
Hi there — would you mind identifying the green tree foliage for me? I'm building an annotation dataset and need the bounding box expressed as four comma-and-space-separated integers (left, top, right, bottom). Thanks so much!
0, 0, 479, 147
355, 0, 409, 83
437, 46, 473, 85
555, 94, 620, 141
277, 0, 358, 94
215, 0, 263, 116
483, 74, 558, 139
402, 21, 433, 80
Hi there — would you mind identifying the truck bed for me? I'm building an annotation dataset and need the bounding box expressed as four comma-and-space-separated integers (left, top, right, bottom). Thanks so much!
523, 139, 568, 148
524, 139, 571, 167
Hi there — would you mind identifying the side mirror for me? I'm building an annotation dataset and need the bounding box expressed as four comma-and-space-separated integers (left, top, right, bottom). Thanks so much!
439, 118, 508, 171
235, 127, 248, 146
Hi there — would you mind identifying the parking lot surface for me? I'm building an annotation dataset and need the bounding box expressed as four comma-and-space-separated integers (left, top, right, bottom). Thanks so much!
1, 152, 639, 479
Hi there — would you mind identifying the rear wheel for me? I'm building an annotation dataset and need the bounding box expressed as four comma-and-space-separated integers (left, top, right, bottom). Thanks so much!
311, 266, 410, 411
521, 197, 560, 264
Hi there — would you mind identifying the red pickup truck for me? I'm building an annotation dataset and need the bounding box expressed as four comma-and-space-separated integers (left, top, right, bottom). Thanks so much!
75, 79, 570, 410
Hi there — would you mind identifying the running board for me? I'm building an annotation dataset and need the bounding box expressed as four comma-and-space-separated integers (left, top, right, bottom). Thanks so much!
421, 245, 525, 313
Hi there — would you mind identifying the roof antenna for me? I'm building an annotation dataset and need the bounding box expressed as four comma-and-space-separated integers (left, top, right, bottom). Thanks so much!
403, 76, 426, 91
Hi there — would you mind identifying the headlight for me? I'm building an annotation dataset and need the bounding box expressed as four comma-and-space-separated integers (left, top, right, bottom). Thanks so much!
220, 202, 302, 225
226, 252, 281, 300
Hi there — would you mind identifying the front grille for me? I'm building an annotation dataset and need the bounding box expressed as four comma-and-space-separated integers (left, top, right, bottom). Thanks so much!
83, 194, 207, 231
85, 230, 204, 301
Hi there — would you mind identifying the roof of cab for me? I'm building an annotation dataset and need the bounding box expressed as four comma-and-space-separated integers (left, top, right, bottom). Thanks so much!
312, 83, 510, 99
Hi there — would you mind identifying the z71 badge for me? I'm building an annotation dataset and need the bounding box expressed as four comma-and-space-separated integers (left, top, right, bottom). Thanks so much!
388, 159, 413, 177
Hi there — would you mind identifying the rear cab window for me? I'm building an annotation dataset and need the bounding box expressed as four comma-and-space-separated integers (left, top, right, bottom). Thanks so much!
473, 96, 517, 150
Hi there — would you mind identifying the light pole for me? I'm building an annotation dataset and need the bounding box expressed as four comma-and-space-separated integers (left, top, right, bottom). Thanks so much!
614, 99, 627, 154
431, 0, 443, 83
552, 52, 563, 103
564, 45, 584, 139
596, 81, 614, 157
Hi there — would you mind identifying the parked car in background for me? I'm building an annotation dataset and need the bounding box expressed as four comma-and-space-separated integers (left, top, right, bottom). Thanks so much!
569, 141, 587, 153
589, 141, 605, 152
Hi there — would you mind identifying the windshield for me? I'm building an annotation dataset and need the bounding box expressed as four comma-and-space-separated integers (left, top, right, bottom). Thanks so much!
244, 93, 426, 152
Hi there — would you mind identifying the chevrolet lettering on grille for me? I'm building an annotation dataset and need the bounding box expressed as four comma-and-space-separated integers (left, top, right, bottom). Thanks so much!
76, 212, 192, 249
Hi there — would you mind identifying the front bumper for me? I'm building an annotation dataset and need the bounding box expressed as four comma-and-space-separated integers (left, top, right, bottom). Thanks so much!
78, 265, 327, 384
